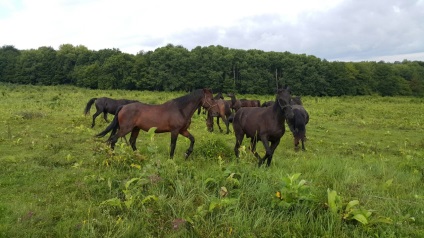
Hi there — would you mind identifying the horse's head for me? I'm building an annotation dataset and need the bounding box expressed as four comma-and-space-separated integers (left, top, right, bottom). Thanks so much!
276, 86, 294, 119
291, 96, 303, 106
201, 88, 215, 109
214, 92, 224, 100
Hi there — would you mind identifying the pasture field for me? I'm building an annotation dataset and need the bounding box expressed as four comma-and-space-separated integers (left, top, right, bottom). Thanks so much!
0, 83, 423, 237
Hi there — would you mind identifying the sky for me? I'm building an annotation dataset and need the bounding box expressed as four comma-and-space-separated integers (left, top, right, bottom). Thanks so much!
1, 0, 423, 62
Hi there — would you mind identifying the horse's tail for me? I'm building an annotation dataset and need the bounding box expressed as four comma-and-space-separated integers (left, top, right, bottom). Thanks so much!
95, 106, 123, 138
228, 112, 235, 123
293, 111, 306, 138
84, 98, 97, 115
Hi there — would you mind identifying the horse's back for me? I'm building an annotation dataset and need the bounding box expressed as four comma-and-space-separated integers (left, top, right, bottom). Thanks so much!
119, 102, 185, 132
292, 105, 309, 124
233, 107, 271, 137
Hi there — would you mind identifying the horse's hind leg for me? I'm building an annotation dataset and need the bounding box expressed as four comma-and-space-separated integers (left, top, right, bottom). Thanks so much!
301, 136, 306, 151
129, 128, 140, 151
169, 131, 179, 159
224, 116, 230, 134
234, 133, 244, 159
216, 117, 223, 132
180, 130, 195, 159
250, 138, 261, 161
103, 112, 109, 122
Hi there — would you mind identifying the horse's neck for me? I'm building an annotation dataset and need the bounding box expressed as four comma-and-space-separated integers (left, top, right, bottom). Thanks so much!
181, 95, 204, 119
230, 96, 236, 104
271, 102, 286, 122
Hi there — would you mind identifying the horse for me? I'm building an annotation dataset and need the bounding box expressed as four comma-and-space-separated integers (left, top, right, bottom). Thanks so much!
286, 96, 309, 151
205, 93, 232, 134
261, 101, 274, 107
95, 88, 215, 159
232, 86, 294, 167
84, 97, 138, 128
227, 93, 260, 112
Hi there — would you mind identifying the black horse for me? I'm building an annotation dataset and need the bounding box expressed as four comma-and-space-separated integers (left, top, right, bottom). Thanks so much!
232, 86, 294, 167
286, 96, 309, 150
95, 89, 215, 159
84, 97, 138, 128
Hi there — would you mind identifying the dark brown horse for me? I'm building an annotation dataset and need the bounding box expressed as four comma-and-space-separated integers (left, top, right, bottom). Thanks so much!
227, 93, 260, 112
84, 97, 138, 128
286, 96, 309, 150
232, 87, 294, 167
96, 88, 215, 159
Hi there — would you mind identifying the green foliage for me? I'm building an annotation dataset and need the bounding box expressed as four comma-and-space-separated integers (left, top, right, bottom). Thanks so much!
2, 44, 424, 96
273, 173, 315, 209
327, 189, 393, 225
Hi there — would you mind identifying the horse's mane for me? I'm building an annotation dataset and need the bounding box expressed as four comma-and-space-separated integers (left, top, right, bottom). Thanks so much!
172, 89, 204, 109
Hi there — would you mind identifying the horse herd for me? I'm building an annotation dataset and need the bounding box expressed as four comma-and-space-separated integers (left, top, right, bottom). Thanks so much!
84, 87, 309, 167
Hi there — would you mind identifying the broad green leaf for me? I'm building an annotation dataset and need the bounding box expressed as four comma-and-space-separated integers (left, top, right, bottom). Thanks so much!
345, 200, 360, 212
100, 197, 122, 209
141, 195, 158, 205
353, 214, 368, 225
327, 189, 340, 214
290, 173, 302, 182
125, 178, 140, 189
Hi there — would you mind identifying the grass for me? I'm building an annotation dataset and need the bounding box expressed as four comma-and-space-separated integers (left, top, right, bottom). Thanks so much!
0, 83, 423, 237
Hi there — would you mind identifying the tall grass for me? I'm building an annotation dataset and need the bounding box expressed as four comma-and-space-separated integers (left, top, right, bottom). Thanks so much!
0, 83, 423, 237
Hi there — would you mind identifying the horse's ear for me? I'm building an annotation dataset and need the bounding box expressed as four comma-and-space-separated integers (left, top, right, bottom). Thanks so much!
284, 85, 292, 93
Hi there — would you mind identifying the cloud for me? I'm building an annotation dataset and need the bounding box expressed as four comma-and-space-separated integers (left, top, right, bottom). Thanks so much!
0, 0, 423, 62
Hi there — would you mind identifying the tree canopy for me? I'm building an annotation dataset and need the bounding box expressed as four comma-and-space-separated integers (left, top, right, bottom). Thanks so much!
1, 44, 423, 96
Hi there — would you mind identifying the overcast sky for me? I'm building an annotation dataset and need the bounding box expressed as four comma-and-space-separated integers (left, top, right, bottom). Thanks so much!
1, 0, 423, 62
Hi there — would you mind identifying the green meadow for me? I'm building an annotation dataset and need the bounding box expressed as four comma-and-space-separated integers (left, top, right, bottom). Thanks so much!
0, 83, 423, 237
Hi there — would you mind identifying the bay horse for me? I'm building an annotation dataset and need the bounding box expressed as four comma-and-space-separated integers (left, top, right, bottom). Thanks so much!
227, 93, 260, 112
286, 96, 309, 151
261, 101, 274, 107
95, 88, 215, 159
84, 97, 138, 128
205, 95, 232, 134
232, 87, 294, 167
197, 92, 232, 134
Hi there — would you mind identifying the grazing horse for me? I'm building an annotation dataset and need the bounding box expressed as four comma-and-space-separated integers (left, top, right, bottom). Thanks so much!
95, 88, 215, 159
227, 93, 260, 112
205, 94, 232, 134
232, 87, 294, 167
286, 96, 309, 151
84, 97, 138, 128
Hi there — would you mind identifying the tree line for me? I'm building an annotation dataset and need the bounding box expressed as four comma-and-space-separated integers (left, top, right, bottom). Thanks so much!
1, 44, 423, 96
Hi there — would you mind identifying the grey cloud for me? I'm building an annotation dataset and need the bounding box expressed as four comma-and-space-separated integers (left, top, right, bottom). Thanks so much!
159, 0, 424, 61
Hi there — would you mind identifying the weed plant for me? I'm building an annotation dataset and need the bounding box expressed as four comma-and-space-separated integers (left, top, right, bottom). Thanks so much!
0, 83, 423, 237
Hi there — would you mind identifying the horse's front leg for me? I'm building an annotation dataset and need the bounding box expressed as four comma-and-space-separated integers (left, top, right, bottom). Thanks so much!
258, 137, 274, 167
180, 130, 195, 159
266, 139, 281, 167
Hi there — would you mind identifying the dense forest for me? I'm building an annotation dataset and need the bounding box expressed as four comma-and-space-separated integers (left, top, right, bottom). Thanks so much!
1, 44, 423, 96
